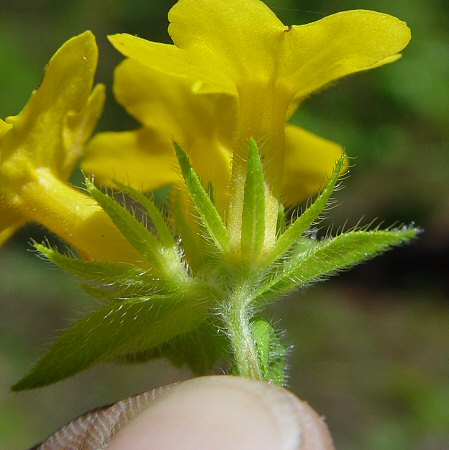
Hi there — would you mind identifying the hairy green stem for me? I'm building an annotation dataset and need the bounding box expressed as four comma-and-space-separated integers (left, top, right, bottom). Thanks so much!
224, 284, 262, 380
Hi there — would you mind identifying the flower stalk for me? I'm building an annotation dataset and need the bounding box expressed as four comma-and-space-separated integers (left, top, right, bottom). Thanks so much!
224, 283, 263, 380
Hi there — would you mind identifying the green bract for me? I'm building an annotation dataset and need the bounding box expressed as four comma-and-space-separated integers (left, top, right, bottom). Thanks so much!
13, 141, 419, 391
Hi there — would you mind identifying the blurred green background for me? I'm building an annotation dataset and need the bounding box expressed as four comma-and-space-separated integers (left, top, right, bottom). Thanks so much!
1, 1, 448, 449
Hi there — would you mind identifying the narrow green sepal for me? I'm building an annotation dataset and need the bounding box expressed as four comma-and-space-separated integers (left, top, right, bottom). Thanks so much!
241, 138, 265, 258
34, 242, 158, 301
266, 155, 345, 266
85, 178, 163, 264
251, 318, 287, 386
35, 242, 148, 286
171, 190, 214, 271
173, 142, 231, 252
257, 226, 420, 301
114, 181, 176, 249
12, 295, 207, 391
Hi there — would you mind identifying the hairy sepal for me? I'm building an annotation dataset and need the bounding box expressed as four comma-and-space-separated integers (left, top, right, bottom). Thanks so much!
265, 155, 345, 266
85, 178, 165, 266
171, 190, 218, 271
174, 142, 231, 253
34, 242, 155, 300
113, 181, 176, 249
256, 227, 420, 302
241, 138, 265, 258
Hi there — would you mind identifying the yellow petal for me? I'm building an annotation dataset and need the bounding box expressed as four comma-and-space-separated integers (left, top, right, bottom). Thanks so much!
280, 10, 411, 101
61, 83, 105, 179
109, 0, 287, 95
168, 0, 283, 83
113, 59, 236, 143
109, 34, 235, 96
110, 59, 234, 212
83, 129, 180, 191
1, 31, 102, 188
282, 125, 346, 205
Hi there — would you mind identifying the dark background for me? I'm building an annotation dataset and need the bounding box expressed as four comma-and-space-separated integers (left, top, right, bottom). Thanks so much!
1, 1, 448, 448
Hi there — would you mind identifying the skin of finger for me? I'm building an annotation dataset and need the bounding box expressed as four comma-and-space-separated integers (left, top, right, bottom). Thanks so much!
106, 376, 335, 450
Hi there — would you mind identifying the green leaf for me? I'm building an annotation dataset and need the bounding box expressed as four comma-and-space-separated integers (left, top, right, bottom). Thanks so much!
174, 142, 230, 252
266, 155, 345, 266
251, 318, 287, 386
114, 181, 176, 249
257, 227, 420, 301
12, 295, 208, 390
241, 138, 265, 258
85, 178, 163, 265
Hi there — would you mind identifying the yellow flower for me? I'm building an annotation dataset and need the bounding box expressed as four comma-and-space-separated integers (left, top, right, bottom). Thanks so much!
83, 59, 343, 214
0, 32, 138, 262
106, 0, 410, 249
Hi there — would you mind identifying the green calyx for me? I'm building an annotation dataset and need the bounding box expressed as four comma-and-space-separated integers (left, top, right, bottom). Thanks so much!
13, 140, 420, 391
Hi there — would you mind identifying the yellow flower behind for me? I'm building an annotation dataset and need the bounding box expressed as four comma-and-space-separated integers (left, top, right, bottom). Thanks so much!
102, 0, 410, 249
0, 32, 139, 262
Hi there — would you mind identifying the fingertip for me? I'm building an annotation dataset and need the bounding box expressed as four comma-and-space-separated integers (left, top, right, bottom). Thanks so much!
106, 376, 335, 450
